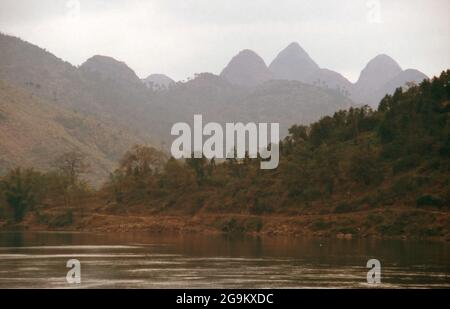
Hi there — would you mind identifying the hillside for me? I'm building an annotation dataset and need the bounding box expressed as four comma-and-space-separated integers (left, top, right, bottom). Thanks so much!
352, 54, 428, 107
0, 33, 158, 145
0, 33, 355, 145
94, 70, 449, 238
0, 33, 433, 189
1, 71, 447, 239
220, 49, 273, 87
152, 73, 353, 139
0, 80, 142, 184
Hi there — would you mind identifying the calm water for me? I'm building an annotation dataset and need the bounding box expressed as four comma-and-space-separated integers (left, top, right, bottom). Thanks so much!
0, 231, 448, 288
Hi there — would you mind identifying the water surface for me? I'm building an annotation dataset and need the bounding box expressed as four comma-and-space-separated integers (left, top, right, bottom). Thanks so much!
0, 231, 448, 288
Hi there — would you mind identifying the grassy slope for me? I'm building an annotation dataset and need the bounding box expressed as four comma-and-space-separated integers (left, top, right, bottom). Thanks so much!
0, 80, 142, 184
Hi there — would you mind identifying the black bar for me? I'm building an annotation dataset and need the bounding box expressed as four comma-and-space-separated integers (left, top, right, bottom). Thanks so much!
0, 289, 446, 307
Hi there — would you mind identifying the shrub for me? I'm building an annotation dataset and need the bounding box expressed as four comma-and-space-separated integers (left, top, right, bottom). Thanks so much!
1, 168, 45, 222
416, 195, 444, 208
419, 227, 441, 237
364, 213, 384, 226
378, 223, 404, 236
37, 209, 73, 228
392, 154, 421, 174
336, 227, 358, 234
334, 202, 357, 213
311, 219, 333, 231
249, 197, 273, 214
244, 217, 263, 232
390, 176, 418, 196
219, 217, 241, 233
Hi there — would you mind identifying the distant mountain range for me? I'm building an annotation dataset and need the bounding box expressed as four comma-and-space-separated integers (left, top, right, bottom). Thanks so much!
221, 42, 428, 107
0, 33, 430, 181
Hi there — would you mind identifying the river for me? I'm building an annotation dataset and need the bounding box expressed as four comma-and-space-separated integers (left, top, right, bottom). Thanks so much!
0, 231, 448, 288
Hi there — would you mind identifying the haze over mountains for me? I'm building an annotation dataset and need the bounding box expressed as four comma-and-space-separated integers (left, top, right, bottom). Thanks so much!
0, 33, 430, 182
220, 49, 273, 87
269, 42, 320, 82
142, 74, 175, 91
0, 80, 142, 182
221, 42, 428, 107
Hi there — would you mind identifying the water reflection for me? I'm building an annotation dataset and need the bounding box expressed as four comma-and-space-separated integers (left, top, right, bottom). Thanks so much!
0, 232, 448, 288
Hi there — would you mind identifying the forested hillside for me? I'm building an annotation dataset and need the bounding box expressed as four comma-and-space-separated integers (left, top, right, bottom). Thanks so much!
1, 71, 448, 238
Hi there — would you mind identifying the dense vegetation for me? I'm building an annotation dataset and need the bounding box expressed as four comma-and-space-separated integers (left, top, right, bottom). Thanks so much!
0, 71, 449, 237
102, 71, 449, 213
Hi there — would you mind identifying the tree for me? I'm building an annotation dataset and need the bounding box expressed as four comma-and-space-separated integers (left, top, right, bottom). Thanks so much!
1, 168, 43, 222
186, 154, 208, 185
54, 150, 90, 207
55, 151, 89, 186
288, 125, 308, 142
349, 148, 383, 186
119, 145, 166, 177
105, 145, 167, 203
159, 157, 197, 191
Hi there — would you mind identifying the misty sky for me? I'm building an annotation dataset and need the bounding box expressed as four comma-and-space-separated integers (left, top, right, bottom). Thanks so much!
0, 0, 448, 82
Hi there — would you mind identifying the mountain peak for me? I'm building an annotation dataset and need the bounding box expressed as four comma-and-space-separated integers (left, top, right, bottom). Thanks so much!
80, 55, 140, 84
357, 54, 402, 86
236, 49, 262, 58
353, 54, 415, 107
269, 42, 319, 82
366, 54, 402, 70
82, 55, 130, 69
282, 42, 310, 57
286, 41, 301, 48
220, 49, 272, 87
142, 74, 174, 91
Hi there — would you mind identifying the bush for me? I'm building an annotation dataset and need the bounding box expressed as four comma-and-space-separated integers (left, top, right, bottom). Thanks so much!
419, 227, 441, 237
336, 227, 358, 234
49, 209, 73, 228
37, 209, 73, 228
1, 168, 45, 222
390, 176, 418, 196
334, 202, 357, 213
311, 219, 333, 231
220, 218, 242, 233
392, 155, 421, 174
378, 223, 404, 236
364, 213, 384, 226
0, 202, 7, 220
249, 198, 272, 214
244, 217, 263, 232
416, 195, 444, 208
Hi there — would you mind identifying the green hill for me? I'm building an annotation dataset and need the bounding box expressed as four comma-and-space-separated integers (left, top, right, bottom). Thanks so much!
91, 70, 449, 238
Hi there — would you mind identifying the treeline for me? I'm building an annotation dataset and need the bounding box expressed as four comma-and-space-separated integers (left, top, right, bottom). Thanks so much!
0, 152, 90, 222
0, 71, 449, 224
101, 70, 449, 215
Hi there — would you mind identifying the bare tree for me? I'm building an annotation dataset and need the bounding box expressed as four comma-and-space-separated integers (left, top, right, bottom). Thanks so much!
55, 150, 89, 185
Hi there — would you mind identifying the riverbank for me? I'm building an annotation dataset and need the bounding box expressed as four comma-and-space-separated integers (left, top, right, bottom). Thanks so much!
2, 206, 449, 241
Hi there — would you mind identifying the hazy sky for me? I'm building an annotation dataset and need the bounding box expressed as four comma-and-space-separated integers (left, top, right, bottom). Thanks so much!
0, 0, 448, 82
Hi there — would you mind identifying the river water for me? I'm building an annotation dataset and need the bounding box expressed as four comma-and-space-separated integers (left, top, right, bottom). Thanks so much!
0, 231, 448, 288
